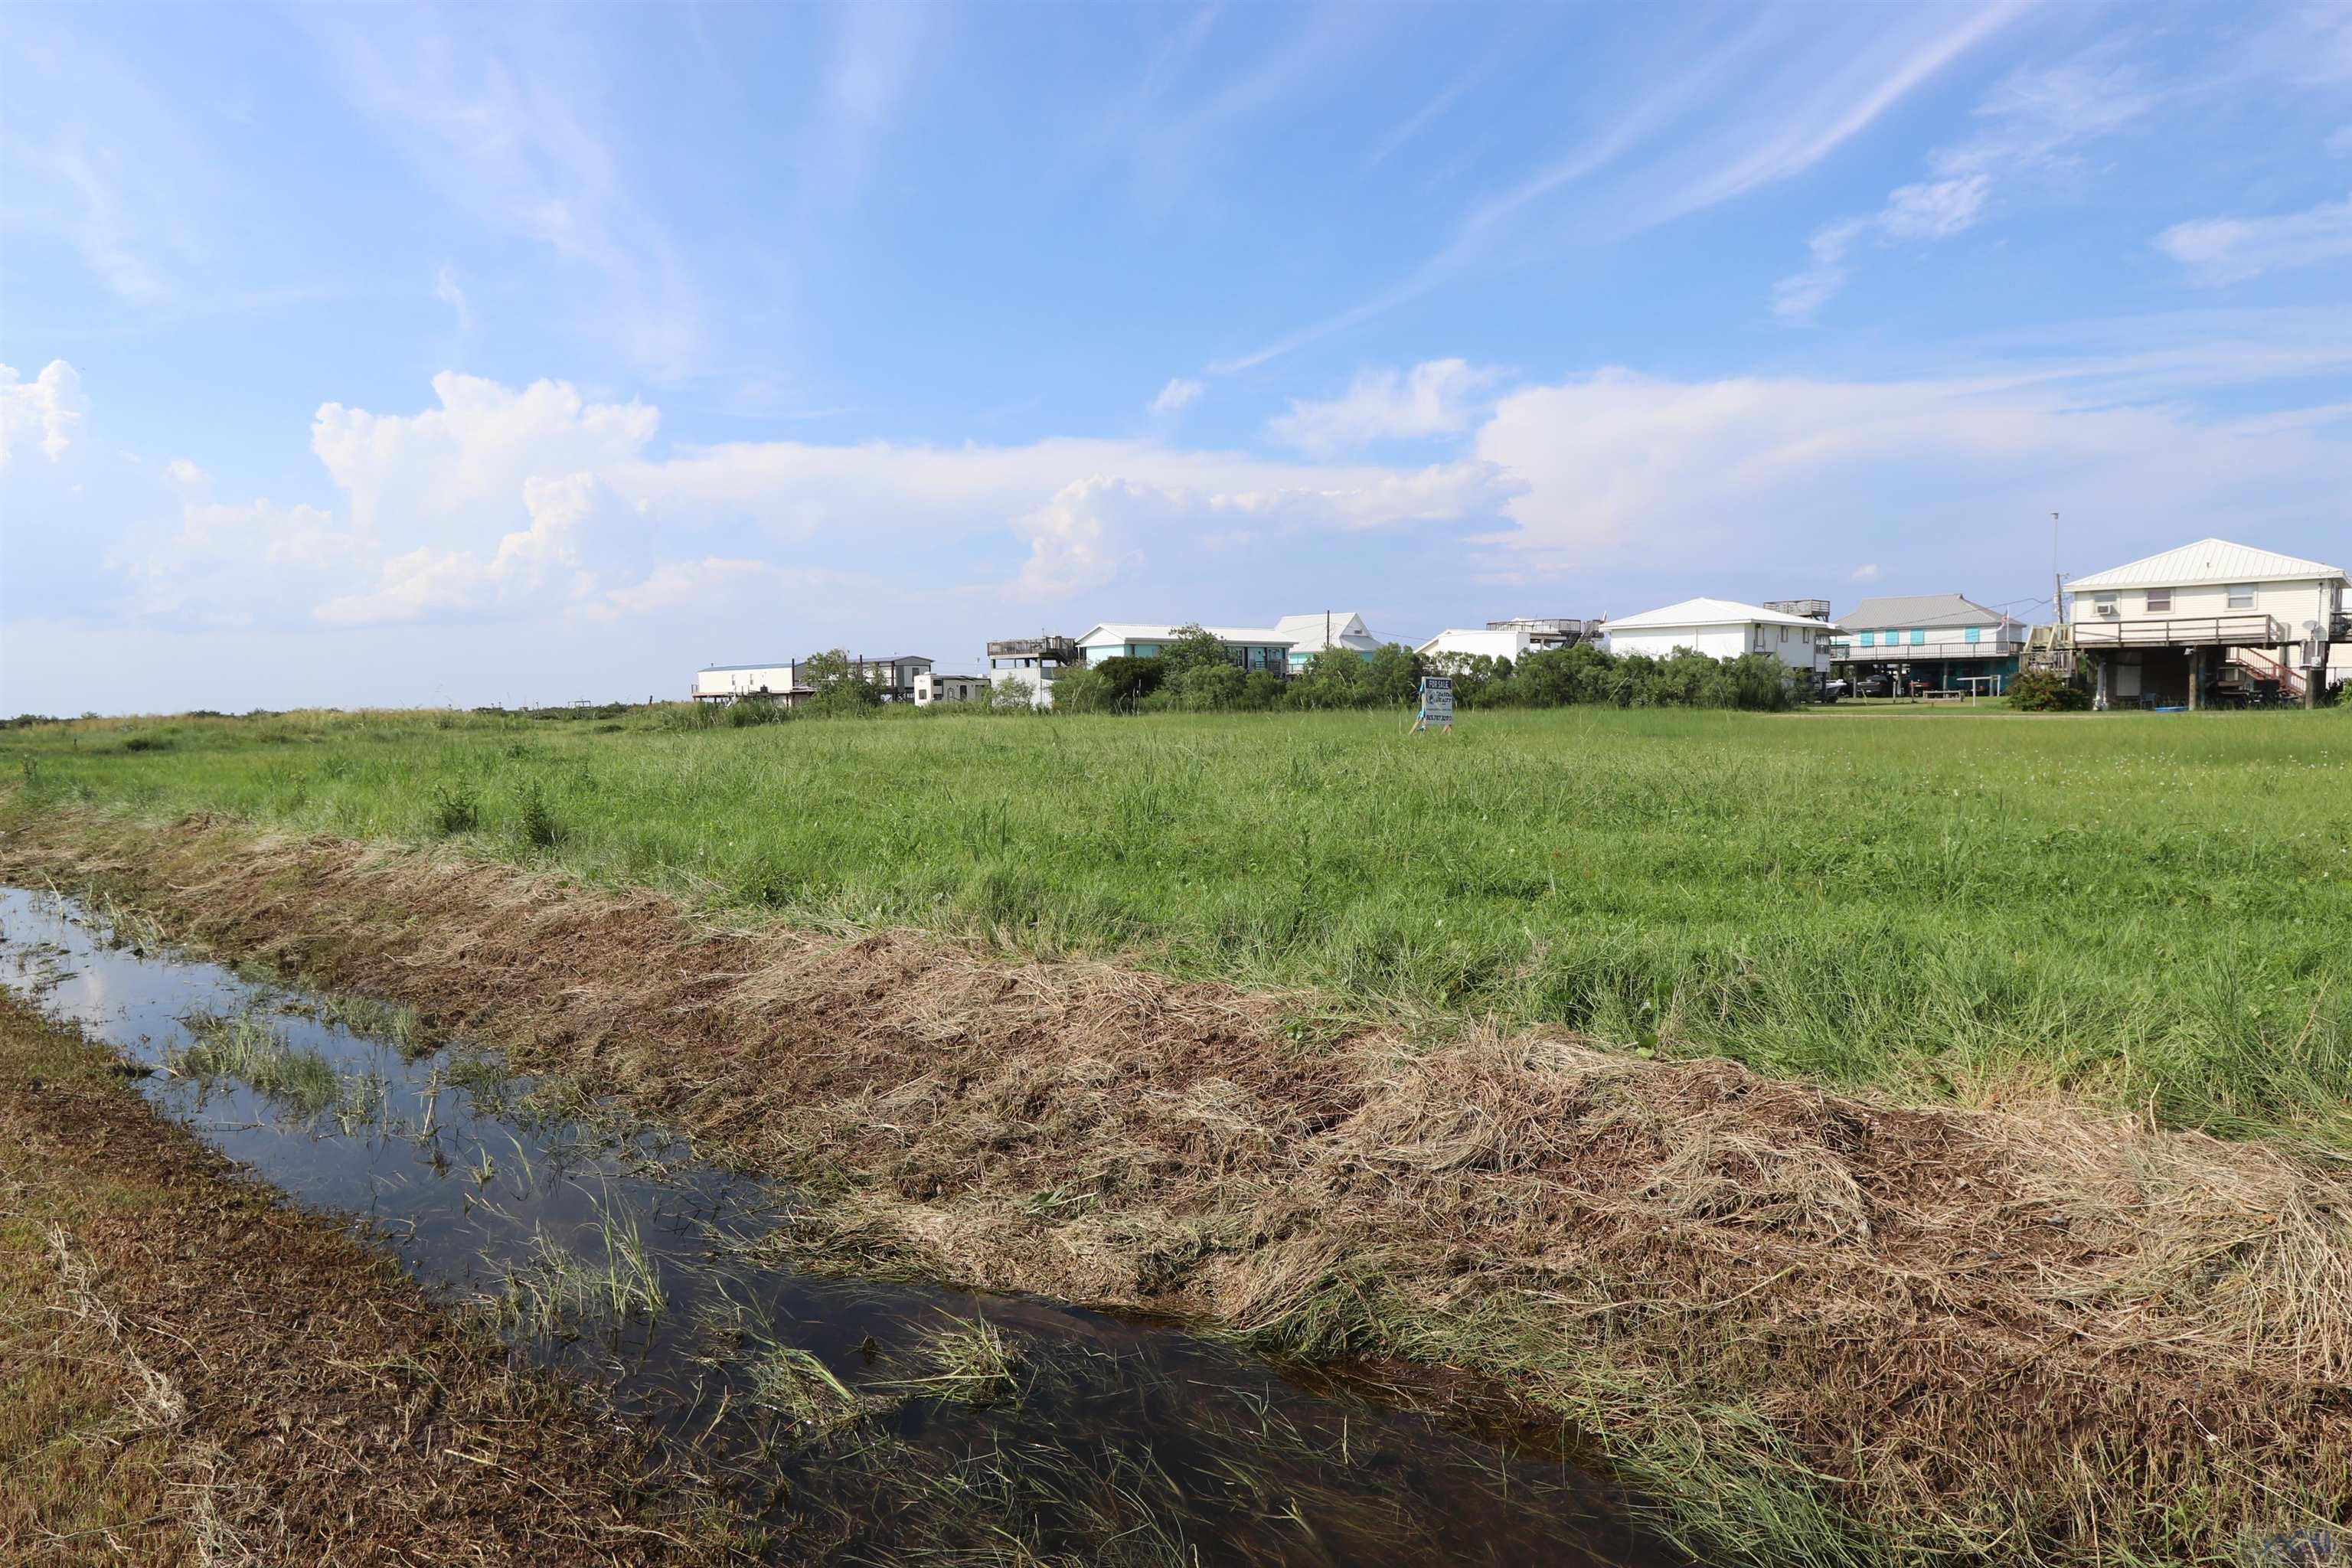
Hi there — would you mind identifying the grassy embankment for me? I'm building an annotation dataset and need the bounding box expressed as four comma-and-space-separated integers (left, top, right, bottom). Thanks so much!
0, 992, 722, 1565
8, 702, 2350, 1143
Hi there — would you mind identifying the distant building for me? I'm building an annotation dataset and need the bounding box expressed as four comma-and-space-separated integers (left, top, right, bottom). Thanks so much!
1074, 624, 1297, 675
690, 655, 933, 705
985, 635, 1083, 707
691, 662, 806, 703
1602, 597, 1840, 677
1272, 612, 1383, 671
913, 671, 987, 706
847, 656, 933, 703
2056, 537, 2347, 708
1831, 593, 2028, 694
1416, 618, 1599, 665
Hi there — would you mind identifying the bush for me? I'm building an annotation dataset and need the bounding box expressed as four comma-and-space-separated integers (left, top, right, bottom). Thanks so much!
2009, 671, 2091, 712
728, 695, 790, 727
1047, 667, 1111, 713
515, 781, 564, 848
430, 783, 481, 835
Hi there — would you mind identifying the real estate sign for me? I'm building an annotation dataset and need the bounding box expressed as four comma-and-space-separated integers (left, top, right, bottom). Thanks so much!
1413, 675, 1454, 733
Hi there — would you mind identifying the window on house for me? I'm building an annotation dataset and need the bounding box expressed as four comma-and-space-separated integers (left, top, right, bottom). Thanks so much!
1779, 626, 1788, 643
1909, 629, 1926, 645
2146, 588, 2171, 612
2092, 593, 2117, 616
1860, 631, 1875, 647
2226, 583, 2255, 609
1965, 626, 1981, 644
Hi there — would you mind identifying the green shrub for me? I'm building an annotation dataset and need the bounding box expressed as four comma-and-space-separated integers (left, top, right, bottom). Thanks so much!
2009, 671, 2091, 712
430, 783, 481, 835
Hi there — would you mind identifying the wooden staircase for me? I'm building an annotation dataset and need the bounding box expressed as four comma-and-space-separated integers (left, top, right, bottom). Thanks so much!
2228, 645, 2308, 701
2024, 623, 2075, 676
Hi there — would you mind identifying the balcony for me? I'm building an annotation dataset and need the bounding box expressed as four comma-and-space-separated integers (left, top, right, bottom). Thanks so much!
2069, 612, 2282, 648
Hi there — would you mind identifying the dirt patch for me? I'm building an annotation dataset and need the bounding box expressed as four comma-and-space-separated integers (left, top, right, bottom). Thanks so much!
4, 806, 2347, 1564
0, 988, 724, 1566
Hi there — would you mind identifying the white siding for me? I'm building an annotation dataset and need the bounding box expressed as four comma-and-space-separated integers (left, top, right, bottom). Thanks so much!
1419, 629, 1531, 662
1606, 622, 1833, 674
693, 665, 795, 698
2069, 576, 2337, 639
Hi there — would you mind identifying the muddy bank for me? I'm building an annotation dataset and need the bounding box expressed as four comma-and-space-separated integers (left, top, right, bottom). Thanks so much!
4, 805, 2347, 1564
0, 990, 714, 1566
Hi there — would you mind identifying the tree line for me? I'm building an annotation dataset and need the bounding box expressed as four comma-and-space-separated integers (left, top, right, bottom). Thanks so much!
1047, 626, 1805, 714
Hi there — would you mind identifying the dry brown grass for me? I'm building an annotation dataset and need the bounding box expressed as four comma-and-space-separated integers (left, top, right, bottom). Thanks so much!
4, 805, 2347, 1565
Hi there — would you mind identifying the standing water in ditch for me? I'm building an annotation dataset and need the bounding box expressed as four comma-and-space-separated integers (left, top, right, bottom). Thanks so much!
1, 886, 1678, 1567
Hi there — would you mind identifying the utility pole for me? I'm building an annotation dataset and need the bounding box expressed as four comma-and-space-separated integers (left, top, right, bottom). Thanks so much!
2051, 512, 2064, 626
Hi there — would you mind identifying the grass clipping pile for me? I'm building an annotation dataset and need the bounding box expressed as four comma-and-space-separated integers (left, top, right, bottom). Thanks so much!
6, 807, 2347, 1566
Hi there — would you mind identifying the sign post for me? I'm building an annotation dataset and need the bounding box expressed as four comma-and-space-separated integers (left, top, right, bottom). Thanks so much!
1411, 675, 1454, 734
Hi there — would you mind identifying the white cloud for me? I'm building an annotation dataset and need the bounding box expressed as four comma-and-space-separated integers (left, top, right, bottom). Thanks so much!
1469, 364, 2352, 580
304, 11, 704, 375
126, 371, 1516, 626
1775, 57, 2150, 319
2155, 192, 2352, 285
163, 458, 211, 492
1851, 563, 1883, 583
1268, 359, 1502, 455
1149, 377, 1204, 415
434, 266, 473, 335
0, 361, 87, 469
1880, 174, 1991, 240
1220, 4, 2026, 371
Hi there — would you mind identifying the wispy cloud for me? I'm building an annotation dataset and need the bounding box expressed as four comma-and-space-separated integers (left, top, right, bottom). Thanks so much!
1149, 377, 1204, 416
1774, 51, 2151, 319
2156, 191, 2352, 285
303, 9, 705, 377
1218, 5, 2025, 372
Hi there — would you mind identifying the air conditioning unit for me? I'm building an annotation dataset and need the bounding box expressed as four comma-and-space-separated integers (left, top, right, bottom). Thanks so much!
2095, 604, 2118, 618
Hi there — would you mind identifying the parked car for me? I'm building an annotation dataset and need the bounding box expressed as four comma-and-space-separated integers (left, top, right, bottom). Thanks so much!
1854, 674, 1894, 698
1821, 678, 1851, 701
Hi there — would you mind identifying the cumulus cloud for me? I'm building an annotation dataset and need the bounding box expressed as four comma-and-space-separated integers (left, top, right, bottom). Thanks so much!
1851, 563, 1883, 583
125, 371, 1517, 626
1, 361, 88, 469
2155, 192, 2352, 285
1149, 377, 1203, 415
1268, 360, 1504, 455
1471, 364, 2352, 580
163, 457, 211, 492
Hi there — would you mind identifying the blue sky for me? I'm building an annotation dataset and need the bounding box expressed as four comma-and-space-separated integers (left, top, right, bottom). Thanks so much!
4, 1, 2349, 712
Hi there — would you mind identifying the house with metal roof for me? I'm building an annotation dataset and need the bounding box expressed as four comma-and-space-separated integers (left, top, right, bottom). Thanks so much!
2053, 537, 2347, 708
1831, 592, 2030, 694
1602, 597, 1842, 677
1073, 623, 1298, 675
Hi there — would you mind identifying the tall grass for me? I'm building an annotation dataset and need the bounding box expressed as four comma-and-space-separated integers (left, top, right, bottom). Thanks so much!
9, 704, 2350, 1142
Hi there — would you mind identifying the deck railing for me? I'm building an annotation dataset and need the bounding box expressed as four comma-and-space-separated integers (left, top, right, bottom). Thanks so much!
2068, 612, 2282, 648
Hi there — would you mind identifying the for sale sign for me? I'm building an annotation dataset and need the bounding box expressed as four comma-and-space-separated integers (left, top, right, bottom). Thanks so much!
1413, 675, 1454, 733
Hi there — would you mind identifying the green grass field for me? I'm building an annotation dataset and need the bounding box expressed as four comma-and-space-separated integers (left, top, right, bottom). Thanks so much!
8, 703, 2350, 1145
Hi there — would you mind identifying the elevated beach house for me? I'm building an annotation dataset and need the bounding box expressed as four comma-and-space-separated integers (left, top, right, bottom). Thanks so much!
2056, 538, 2347, 708
1831, 593, 2029, 694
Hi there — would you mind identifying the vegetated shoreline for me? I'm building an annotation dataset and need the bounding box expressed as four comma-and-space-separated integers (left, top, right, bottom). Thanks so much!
1, 804, 2344, 1566
0, 990, 725, 1566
